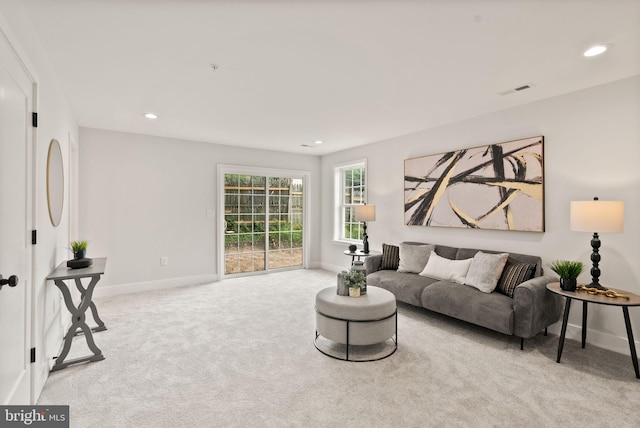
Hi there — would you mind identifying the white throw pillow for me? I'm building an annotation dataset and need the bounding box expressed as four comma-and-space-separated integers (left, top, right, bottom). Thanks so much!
419, 251, 473, 284
397, 243, 435, 273
464, 252, 510, 293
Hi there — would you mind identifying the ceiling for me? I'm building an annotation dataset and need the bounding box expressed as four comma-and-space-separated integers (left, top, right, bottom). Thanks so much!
22, 0, 640, 155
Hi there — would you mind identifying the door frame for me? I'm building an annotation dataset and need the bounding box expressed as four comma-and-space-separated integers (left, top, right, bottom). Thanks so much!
217, 164, 311, 279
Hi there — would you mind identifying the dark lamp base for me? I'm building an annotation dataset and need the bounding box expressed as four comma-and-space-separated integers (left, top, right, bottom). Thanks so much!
587, 282, 608, 291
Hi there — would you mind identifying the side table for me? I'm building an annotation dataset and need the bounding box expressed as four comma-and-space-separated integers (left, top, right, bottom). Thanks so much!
46, 257, 108, 371
343, 249, 381, 264
547, 282, 640, 379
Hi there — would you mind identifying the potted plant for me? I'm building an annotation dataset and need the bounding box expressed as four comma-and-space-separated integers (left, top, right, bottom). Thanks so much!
70, 240, 88, 260
549, 260, 584, 291
343, 270, 365, 298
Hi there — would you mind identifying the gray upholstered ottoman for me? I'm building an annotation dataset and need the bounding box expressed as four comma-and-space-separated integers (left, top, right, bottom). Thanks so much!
314, 285, 397, 361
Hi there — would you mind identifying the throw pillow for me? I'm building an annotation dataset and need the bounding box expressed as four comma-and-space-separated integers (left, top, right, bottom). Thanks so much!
464, 252, 509, 293
397, 243, 435, 273
381, 243, 400, 270
419, 251, 473, 284
496, 262, 537, 297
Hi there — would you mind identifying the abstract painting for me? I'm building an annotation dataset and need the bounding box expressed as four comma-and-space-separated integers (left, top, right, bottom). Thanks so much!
404, 136, 544, 232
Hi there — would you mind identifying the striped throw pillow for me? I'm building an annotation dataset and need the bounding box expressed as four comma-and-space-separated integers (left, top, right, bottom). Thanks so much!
496, 262, 536, 297
381, 243, 400, 270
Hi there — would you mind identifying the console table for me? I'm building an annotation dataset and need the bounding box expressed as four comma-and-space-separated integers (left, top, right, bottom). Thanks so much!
47, 257, 107, 371
547, 282, 640, 379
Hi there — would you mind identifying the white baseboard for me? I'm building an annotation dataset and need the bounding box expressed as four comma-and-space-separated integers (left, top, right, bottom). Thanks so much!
93, 274, 220, 298
307, 261, 323, 269
546, 321, 639, 357
320, 262, 347, 274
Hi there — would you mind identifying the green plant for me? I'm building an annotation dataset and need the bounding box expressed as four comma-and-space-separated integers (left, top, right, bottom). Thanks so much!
343, 270, 365, 289
548, 260, 584, 279
70, 240, 88, 252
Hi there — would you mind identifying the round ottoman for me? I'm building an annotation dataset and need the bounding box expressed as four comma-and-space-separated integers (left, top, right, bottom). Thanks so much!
314, 285, 397, 361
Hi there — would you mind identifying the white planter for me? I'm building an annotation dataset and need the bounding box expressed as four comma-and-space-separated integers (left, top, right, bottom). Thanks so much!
349, 287, 361, 298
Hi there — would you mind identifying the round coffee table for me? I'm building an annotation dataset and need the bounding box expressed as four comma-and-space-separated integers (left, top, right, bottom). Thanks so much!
314, 285, 397, 362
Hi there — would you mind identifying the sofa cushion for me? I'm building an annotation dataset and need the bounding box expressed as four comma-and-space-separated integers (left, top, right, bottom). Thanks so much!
419, 251, 472, 284
456, 248, 542, 275
381, 243, 400, 270
397, 243, 435, 273
421, 281, 515, 335
367, 270, 439, 307
496, 262, 537, 297
464, 252, 509, 293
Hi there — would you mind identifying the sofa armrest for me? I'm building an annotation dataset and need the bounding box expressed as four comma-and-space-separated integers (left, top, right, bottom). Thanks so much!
364, 255, 383, 276
512, 275, 563, 339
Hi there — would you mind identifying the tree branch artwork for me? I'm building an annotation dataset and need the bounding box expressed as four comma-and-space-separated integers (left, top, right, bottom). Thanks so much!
404, 136, 544, 232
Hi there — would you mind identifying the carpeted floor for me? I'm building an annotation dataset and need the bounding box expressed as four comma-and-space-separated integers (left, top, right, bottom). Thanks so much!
38, 269, 640, 427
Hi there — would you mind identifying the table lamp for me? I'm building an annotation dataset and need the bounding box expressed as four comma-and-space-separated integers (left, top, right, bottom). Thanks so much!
570, 197, 624, 290
355, 204, 376, 254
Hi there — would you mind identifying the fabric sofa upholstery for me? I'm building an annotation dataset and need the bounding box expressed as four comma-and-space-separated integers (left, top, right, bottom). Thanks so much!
364, 242, 562, 342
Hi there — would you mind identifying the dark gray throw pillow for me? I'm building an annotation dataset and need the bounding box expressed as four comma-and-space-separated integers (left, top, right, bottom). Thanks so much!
381, 243, 400, 270
496, 262, 536, 297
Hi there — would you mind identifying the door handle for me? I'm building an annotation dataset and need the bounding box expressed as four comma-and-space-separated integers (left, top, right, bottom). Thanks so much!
0, 274, 19, 290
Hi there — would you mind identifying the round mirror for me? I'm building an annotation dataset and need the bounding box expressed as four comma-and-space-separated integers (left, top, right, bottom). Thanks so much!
47, 139, 64, 227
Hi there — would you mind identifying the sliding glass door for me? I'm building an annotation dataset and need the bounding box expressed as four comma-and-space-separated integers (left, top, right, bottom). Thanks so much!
223, 172, 304, 276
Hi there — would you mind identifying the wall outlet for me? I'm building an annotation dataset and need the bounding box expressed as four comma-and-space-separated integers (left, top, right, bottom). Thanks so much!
160, 257, 168, 266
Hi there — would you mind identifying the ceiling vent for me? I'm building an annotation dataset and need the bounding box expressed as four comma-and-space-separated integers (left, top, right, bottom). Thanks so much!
498, 83, 535, 96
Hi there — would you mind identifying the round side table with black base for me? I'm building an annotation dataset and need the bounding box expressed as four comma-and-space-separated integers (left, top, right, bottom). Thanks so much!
547, 282, 640, 379
343, 249, 381, 264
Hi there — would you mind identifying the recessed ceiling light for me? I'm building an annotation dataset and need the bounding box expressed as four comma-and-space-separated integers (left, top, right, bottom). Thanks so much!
314, 140, 323, 145
144, 112, 158, 119
583, 44, 610, 57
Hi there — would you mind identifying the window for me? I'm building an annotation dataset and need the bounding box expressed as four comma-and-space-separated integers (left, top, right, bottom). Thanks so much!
334, 160, 366, 242
223, 173, 304, 275
218, 165, 309, 279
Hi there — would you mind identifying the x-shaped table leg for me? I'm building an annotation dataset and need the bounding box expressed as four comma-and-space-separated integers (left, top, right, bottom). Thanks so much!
52, 274, 105, 371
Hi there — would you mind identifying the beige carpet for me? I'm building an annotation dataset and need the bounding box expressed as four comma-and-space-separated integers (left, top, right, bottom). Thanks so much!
38, 269, 640, 427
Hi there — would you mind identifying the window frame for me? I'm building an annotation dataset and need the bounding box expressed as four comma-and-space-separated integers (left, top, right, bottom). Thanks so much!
333, 159, 367, 243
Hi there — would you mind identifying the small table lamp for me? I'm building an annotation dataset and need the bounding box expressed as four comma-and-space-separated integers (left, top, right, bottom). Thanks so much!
570, 197, 624, 290
355, 204, 376, 254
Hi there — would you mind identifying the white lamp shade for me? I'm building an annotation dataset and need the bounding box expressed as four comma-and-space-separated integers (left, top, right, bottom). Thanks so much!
355, 204, 376, 222
570, 200, 624, 233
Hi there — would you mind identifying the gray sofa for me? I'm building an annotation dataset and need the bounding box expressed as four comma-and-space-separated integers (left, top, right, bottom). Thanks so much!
364, 242, 563, 348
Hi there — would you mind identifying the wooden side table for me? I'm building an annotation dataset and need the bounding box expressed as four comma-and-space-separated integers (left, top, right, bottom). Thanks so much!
547, 282, 640, 379
47, 257, 108, 371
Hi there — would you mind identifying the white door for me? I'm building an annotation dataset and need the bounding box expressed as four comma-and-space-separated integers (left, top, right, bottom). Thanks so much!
0, 30, 34, 405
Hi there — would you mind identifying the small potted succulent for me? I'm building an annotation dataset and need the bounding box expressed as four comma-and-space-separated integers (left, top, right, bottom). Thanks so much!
549, 260, 584, 291
343, 270, 365, 298
70, 240, 88, 260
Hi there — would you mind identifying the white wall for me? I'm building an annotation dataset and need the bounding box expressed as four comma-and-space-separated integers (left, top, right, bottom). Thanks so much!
0, 0, 79, 402
79, 128, 322, 294
321, 76, 640, 355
